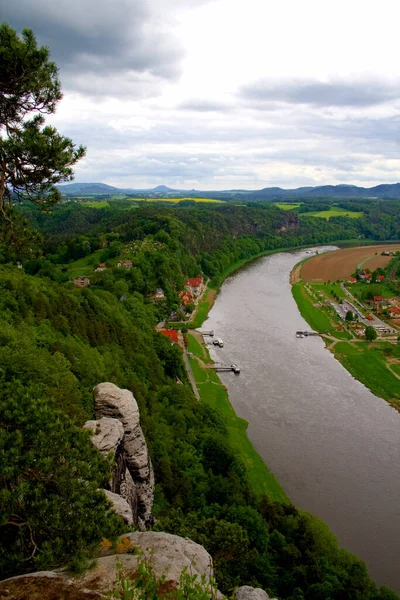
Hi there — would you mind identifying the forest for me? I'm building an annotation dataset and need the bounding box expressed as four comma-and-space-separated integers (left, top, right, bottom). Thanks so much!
1, 200, 400, 599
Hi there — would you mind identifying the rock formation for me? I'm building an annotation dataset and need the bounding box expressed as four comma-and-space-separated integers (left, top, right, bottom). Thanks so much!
0, 532, 214, 600
83, 383, 154, 527
235, 586, 277, 600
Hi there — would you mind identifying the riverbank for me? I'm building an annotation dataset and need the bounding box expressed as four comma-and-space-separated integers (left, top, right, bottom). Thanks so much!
186, 330, 288, 503
291, 256, 400, 412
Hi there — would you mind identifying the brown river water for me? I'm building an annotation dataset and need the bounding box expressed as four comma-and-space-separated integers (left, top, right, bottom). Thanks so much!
202, 247, 400, 591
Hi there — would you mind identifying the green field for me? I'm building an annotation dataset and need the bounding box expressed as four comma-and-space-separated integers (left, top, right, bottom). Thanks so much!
348, 282, 395, 300
83, 201, 110, 208
129, 197, 223, 204
311, 282, 346, 300
187, 333, 288, 502
67, 250, 104, 276
292, 282, 334, 332
275, 203, 301, 210
307, 207, 364, 219
334, 342, 400, 409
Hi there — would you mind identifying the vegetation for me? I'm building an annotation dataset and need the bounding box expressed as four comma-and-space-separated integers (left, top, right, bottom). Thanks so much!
1, 25, 400, 599
307, 207, 364, 219
0, 24, 85, 215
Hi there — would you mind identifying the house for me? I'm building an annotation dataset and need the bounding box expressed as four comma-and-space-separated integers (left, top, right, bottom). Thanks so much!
185, 276, 204, 296
117, 260, 132, 269
95, 263, 106, 272
389, 307, 400, 318
377, 275, 385, 282
159, 329, 179, 344
373, 296, 383, 304
16, 262, 22, 269
74, 276, 90, 288
178, 290, 194, 306
152, 288, 165, 301
348, 277, 357, 284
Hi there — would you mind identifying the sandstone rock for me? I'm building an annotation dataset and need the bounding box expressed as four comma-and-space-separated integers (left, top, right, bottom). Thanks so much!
91, 382, 154, 524
0, 532, 215, 600
83, 417, 124, 455
234, 585, 277, 600
102, 490, 134, 526
93, 383, 149, 480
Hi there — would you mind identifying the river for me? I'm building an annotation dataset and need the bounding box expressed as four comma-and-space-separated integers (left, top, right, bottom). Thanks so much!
202, 247, 400, 591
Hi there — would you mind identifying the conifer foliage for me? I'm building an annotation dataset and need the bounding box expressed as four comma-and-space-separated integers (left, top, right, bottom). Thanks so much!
0, 24, 85, 214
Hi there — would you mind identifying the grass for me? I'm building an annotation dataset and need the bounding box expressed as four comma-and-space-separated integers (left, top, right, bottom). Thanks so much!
190, 298, 212, 328
82, 201, 110, 208
307, 207, 364, 219
292, 282, 334, 332
311, 282, 346, 300
187, 333, 288, 502
275, 203, 301, 210
333, 342, 400, 409
348, 283, 395, 300
66, 249, 104, 276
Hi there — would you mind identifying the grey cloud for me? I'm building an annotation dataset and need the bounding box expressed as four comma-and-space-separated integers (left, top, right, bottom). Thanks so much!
179, 99, 233, 112
241, 78, 400, 107
0, 0, 183, 97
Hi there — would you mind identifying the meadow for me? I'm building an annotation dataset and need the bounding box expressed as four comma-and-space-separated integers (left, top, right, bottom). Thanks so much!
275, 202, 301, 210
307, 207, 364, 219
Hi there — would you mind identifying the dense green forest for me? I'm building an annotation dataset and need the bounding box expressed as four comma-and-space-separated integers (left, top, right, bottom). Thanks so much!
1, 199, 400, 599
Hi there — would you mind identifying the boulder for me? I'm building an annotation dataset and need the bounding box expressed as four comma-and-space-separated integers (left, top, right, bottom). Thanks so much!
0, 532, 215, 600
102, 490, 133, 526
234, 586, 277, 600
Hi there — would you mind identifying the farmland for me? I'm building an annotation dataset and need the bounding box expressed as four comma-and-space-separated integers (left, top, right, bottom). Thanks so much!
275, 202, 301, 210
129, 197, 223, 204
301, 245, 400, 282
307, 207, 364, 219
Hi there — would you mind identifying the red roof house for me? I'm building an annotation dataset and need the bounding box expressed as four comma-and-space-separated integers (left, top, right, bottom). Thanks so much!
348, 277, 357, 283
389, 307, 400, 318
160, 329, 179, 343
377, 275, 385, 281
373, 296, 383, 303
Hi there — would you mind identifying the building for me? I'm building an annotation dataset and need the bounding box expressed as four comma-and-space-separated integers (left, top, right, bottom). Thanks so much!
373, 296, 384, 304
377, 275, 385, 282
348, 277, 357, 284
74, 276, 90, 288
159, 329, 179, 344
152, 288, 165, 301
389, 307, 400, 318
117, 260, 133, 269
95, 263, 106, 272
178, 290, 194, 306
185, 276, 204, 296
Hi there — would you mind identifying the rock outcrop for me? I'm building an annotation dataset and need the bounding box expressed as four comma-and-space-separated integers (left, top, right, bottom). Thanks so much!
0, 532, 214, 600
83, 383, 154, 527
235, 586, 277, 600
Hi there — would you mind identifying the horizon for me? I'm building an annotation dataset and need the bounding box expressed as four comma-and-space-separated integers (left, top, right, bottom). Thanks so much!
2, 0, 400, 189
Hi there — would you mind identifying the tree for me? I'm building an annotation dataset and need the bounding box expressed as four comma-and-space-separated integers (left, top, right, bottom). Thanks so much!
345, 310, 354, 321
365, 326, 377, 341
0, 24, 85, 217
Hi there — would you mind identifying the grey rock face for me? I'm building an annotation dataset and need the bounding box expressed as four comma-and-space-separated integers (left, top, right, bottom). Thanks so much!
102, 490, 134, 526
84, 383, 154, 526
83, 417, 124, 455
0, 532, 216, 599
235, 586, 277, 600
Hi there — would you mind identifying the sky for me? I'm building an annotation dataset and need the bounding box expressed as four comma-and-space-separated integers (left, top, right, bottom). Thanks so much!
2, 0, 400, 190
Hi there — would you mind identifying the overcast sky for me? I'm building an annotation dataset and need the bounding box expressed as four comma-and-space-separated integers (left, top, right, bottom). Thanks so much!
2, 0, 400, 190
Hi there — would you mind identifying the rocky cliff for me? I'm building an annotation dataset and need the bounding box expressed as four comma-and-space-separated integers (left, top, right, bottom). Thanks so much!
83, 382, 154, 528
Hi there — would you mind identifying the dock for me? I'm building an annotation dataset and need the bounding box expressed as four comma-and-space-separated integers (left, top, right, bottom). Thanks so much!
206, 363, 240, 374
202, 330, 214, 337
296, 331, 319, 337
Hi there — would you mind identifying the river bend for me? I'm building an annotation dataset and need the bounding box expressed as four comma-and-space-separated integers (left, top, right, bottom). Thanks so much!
203, 248, 400, 590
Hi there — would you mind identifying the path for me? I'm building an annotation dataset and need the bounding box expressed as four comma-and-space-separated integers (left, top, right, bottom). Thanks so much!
182, 349, 200, 400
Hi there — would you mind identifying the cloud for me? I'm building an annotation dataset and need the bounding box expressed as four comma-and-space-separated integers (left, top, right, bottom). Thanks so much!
241, 77, 400, 107
0, 0, 184, 97
179, 99, 233, 112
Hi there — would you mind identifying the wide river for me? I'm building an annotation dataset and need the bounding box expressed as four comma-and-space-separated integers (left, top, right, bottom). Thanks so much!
203, 247, 400, 591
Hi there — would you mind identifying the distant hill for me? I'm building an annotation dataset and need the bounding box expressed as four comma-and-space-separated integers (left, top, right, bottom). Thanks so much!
57, 181, 400, 199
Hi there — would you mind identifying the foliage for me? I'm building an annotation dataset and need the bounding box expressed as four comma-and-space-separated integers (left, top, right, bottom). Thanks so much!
365, 326, 377, 341
108, 556, 217, 600
0, 24, 85, 228
0, 383, 125, 577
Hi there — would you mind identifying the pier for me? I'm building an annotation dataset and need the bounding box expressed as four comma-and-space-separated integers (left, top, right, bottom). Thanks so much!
206, 363, 240, 374
296, 330, 319, 337
202, 330, 214, 337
